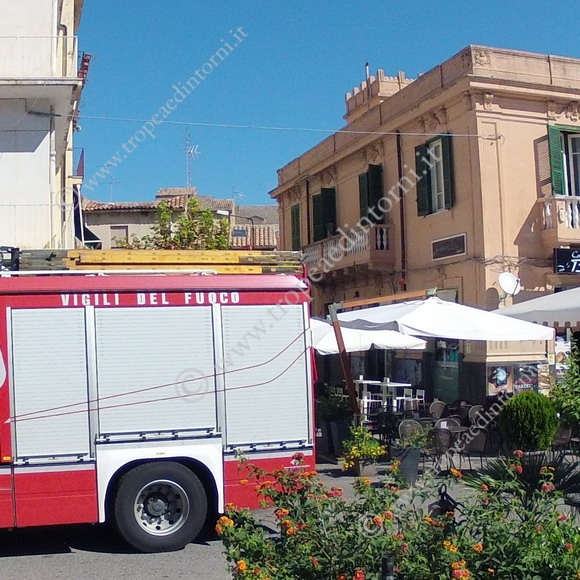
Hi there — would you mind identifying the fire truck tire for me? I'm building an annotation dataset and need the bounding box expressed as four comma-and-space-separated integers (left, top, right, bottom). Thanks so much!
113, 461, 207, 553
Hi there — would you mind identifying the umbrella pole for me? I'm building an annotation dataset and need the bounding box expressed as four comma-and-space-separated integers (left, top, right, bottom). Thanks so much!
328, 303, 359, 417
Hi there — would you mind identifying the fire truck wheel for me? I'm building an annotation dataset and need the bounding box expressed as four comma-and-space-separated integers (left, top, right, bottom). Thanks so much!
113, 461, 207, 553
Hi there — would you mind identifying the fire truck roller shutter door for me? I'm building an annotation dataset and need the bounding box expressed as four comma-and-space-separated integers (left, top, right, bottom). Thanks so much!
113, 461, 207, 552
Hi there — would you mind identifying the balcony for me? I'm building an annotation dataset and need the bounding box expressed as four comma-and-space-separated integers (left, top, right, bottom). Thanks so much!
0, 36, 78, 78
302, 224, 395, 274
538, 196, 580, 248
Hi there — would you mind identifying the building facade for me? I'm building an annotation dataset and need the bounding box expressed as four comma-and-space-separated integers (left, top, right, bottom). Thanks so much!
270, 45, 580, 403
0, 0, 85, 249
84, 188, 279, 250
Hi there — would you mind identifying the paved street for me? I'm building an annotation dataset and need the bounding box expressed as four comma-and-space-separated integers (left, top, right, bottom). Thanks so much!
0, 523, 231, 580
0, 460, 464, 580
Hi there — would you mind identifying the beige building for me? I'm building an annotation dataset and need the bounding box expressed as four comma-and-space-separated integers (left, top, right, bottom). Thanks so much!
270, 45, 580, 403
84, 188, 279, 250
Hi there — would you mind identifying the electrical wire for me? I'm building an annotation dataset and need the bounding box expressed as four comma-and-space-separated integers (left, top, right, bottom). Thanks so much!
46, 112, 500, 140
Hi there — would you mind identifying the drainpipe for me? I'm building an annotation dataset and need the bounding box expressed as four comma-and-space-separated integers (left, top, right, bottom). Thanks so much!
396, 131, 407, 290
49, 107, 57, 248
306, 178, 312, 245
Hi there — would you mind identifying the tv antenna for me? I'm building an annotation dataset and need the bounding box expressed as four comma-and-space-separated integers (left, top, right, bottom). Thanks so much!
106, 175, 124, 202
184, 130, 200, 189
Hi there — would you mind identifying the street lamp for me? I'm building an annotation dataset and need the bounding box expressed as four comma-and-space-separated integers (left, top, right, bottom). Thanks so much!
216, 210, 256, 250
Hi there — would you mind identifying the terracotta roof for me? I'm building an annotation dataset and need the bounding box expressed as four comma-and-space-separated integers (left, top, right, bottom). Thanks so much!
230, 224, 279, 250
84, 194, 234, 213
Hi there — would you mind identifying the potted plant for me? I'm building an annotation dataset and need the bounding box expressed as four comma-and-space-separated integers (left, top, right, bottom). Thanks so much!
394, 428, 429, 486
551, 345, 580, 437
319, 393, 354, 457
498, 390, 558, 452
342, 424, 386, 476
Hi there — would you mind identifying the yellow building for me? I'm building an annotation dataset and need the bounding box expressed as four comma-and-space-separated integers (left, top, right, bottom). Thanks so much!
270, 45, 580, 403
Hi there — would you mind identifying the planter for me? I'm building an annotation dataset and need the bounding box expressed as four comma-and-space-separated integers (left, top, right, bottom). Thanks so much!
345, 459, 377, 477
330, 419, 352, 457
317, 420, 334, 456
395, 446, 421, 486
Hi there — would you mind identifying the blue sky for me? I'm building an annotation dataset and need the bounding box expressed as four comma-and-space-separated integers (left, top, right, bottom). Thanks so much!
76, 1, 580, 206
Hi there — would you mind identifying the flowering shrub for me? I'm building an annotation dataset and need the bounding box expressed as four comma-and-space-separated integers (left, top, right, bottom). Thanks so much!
218, 454, 580, 579
342, 425, 386, 471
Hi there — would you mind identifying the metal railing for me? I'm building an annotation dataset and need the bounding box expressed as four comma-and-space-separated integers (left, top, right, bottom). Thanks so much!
0, 35, 78, 78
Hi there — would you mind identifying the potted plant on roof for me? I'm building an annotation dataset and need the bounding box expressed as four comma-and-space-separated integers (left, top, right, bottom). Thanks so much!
342, 424, 386, 476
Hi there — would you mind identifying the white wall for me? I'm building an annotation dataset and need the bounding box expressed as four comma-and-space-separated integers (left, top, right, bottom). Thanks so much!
0, 99, 53, 249
0, 0, 56, 77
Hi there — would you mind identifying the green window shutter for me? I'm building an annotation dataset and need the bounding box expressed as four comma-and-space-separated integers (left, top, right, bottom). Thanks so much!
441, 135, 455, 210
368, 164, 385, 223
290, 204, 300, 250
312, 194, 324, 242
548, 125, 564, 196
321, 187, 337, 237
415, 143, 431, 216
359, 172, 369, 219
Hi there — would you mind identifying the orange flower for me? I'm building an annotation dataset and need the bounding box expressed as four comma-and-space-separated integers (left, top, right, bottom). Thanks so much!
275, 508, 289, 519
353, 571, 366, 580
472, 543, 483, 552
481, 484, 489, 492
239, 478, 249, 485
513, 449, 524, 458
373, 516, 383, 526
215, 524, 223, 535
311, 556, 320, 567
488, 569, 495, 575
337, 575, 347, 580
236, 560, 248, 572
513, 465, 523, 474
218, 516, 234, 526
450, 468, 463, 478
383, 511, 394, 519
361, 477, 371, 486
286, 527, 295, 536
558, 513, 568, 521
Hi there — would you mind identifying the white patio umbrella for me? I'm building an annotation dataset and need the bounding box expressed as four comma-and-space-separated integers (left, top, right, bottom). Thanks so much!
310, 317, 426, 355
336, 297, 554, 342
494, 287, 580, 328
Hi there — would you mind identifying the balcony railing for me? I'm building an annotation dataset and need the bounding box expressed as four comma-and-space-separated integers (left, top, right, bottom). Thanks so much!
0, 36, 78, 78
302, 224, 394, 273
538, 196, 580, 247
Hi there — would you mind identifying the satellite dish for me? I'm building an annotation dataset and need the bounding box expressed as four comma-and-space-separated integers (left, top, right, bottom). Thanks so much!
498, 272, 521, 296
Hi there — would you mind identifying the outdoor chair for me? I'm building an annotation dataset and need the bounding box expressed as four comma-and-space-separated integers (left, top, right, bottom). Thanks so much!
417, 417, 435, 430
371, 411, 400, 445
458, 427, 489, 471
429, 400, 447, 419
398, 419, 422, 443
422, 427, 454, 473
435, 417, 461, 429
468, 404, 484, 425
552, 425, 573, 453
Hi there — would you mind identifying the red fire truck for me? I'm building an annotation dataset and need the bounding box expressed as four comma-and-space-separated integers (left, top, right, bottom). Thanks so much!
0, 271, 313, 552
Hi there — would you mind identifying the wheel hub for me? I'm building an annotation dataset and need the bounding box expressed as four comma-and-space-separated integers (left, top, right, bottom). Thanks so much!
134, 479, 190, 537
144, 493, 169, 517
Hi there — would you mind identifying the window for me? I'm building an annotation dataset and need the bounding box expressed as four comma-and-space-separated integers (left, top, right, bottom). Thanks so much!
359, 164, 385, 223
110, 225, 128, 248
312, 187, 336, 242
415, 135, 454, 216
548, 125, 580, 196
290, 204, 301, 250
